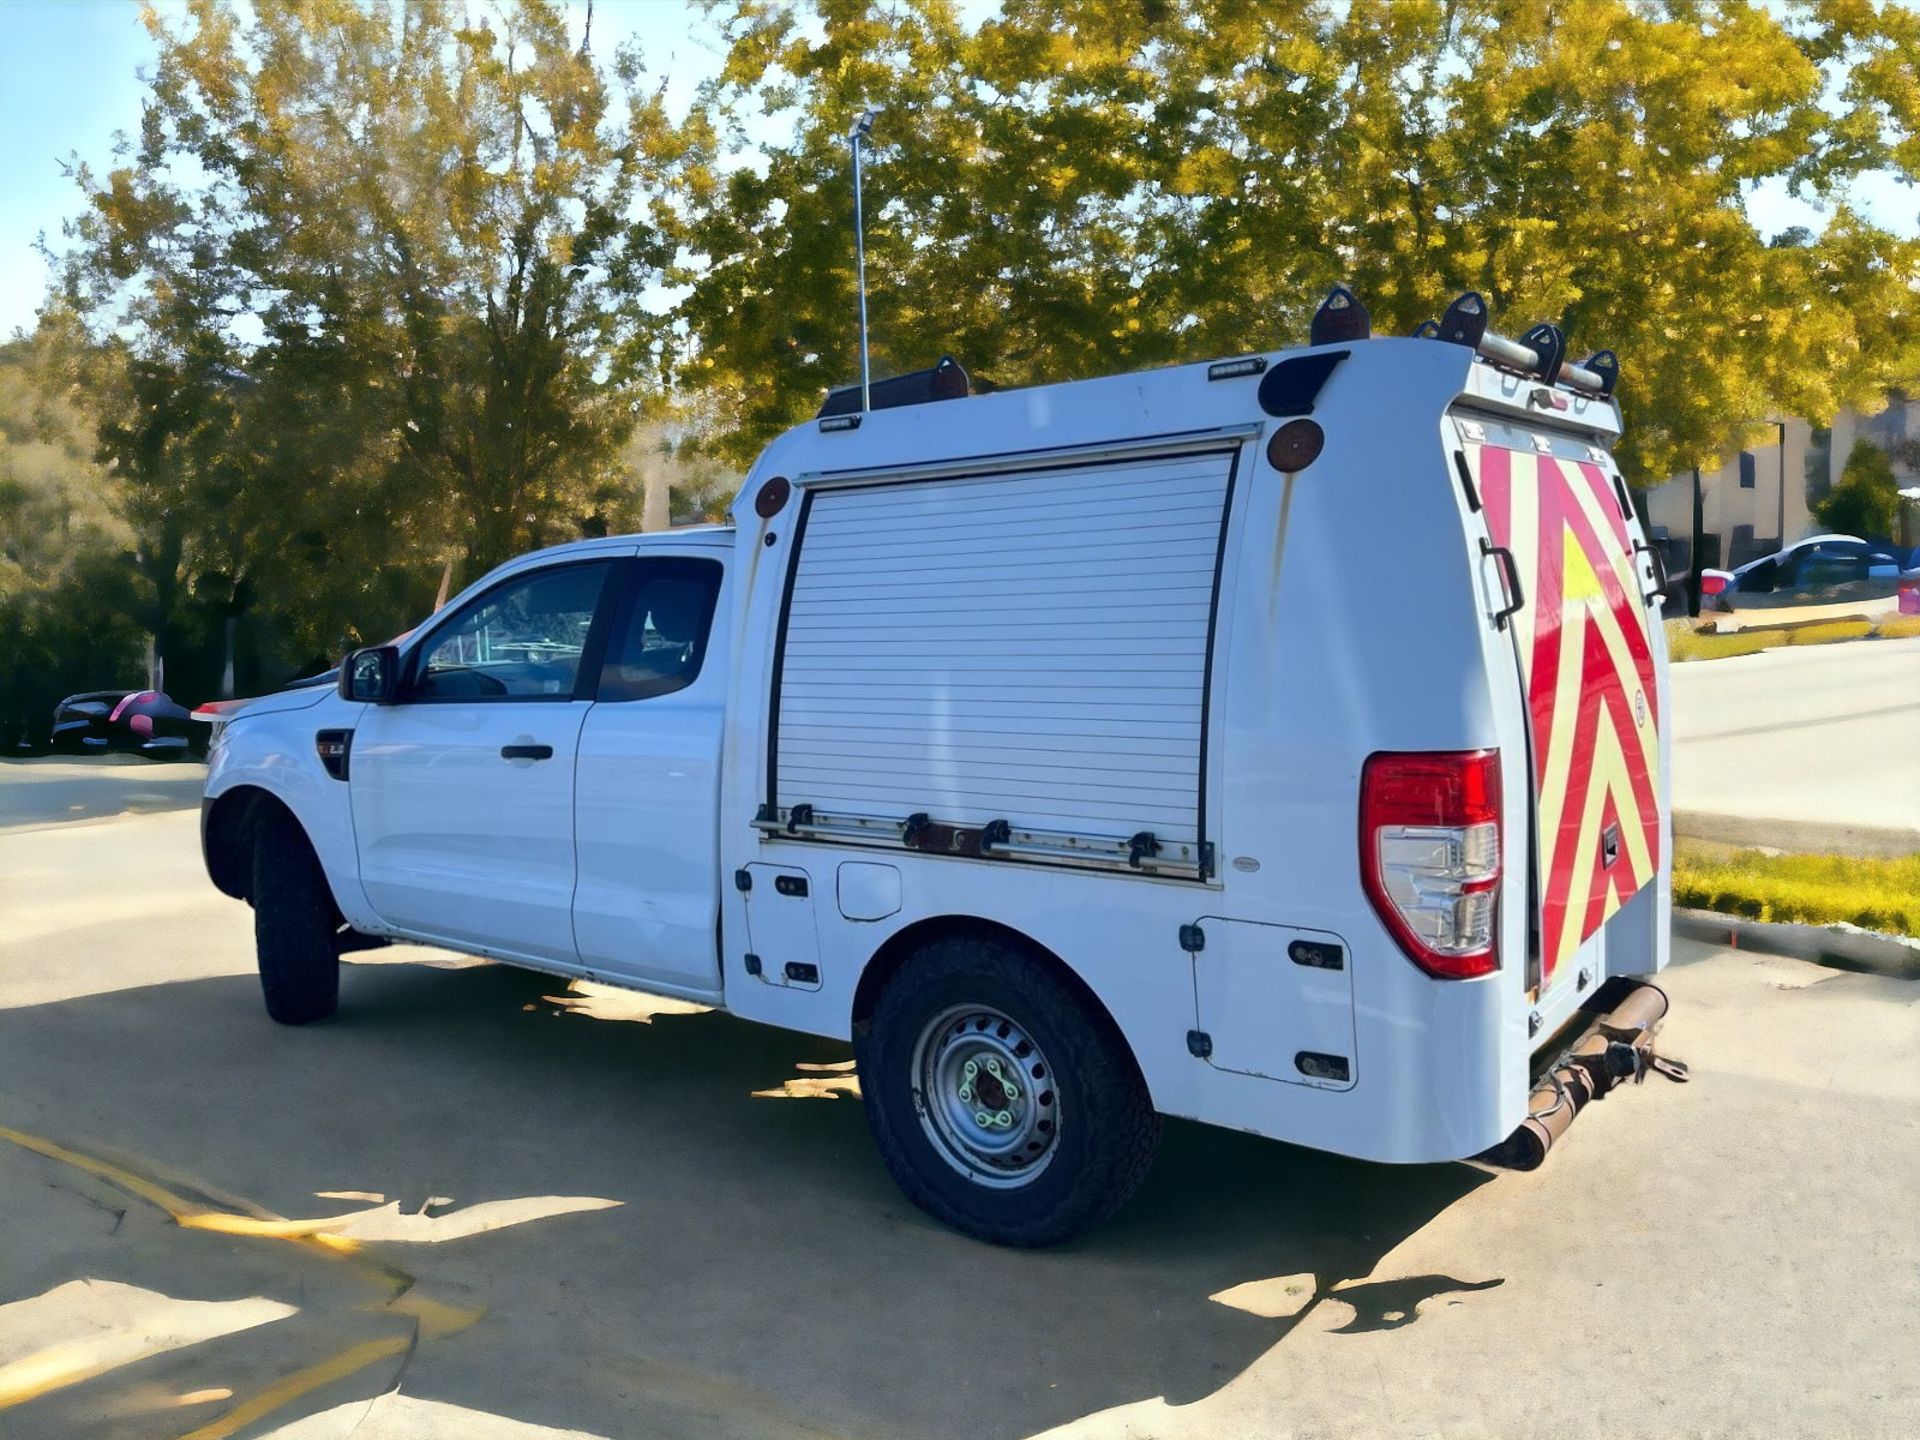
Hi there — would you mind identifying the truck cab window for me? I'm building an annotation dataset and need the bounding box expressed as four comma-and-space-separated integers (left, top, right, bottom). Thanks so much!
598, 559, 722, 702
413, 561, 610, 701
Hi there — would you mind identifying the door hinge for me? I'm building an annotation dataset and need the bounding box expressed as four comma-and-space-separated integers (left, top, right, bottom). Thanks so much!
1179, 923, 1205, 954
734, 868, 752, 893
1186, 1029, 1213, 1059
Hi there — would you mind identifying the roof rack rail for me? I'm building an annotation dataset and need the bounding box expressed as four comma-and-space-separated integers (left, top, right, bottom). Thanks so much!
1430, 291, 1617, 397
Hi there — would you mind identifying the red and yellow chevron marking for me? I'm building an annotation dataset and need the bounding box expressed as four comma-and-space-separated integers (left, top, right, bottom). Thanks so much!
1473, 444, 1660, 980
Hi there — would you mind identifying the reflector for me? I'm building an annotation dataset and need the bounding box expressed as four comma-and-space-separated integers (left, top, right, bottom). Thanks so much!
754, 475, 791, 518
1266, 419, 1325, 473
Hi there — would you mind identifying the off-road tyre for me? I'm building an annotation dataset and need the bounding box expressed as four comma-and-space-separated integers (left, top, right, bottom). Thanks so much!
855, 932, 1161, 1247
251, 811, 341, 1025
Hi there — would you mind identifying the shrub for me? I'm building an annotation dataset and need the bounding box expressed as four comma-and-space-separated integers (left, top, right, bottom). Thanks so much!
1814, 439, 1901, 540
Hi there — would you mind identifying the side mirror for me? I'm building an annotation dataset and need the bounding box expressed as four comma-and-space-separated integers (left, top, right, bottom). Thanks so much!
340, 645, 400, 703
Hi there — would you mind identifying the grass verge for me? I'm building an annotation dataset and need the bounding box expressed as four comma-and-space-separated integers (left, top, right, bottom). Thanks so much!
1672, 840, 1920, 937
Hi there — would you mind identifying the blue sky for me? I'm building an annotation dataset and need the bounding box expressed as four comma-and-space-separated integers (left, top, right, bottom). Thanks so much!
2, 0, 1915, 340
0, 0, 725, 337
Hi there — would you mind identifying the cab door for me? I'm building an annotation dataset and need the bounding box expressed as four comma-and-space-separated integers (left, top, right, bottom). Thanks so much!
571, 554, 729, 994
350, 557, 620, 964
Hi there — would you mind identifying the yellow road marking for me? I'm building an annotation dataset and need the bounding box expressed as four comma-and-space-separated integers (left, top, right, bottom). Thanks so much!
171, 1334, 413, 1440
0, 1125, 203, 1222
0, 1123, 484, 1436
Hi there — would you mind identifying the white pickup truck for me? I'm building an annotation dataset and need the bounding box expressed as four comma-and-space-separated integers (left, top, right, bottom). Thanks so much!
203, 291, 1678, 1245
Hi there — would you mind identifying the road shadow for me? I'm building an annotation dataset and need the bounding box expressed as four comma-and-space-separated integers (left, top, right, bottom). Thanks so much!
0, 756, 206, 831
0, 959, 1497, 1440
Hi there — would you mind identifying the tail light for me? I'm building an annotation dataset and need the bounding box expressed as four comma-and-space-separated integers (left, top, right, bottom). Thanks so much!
1700, 573, 1728, 597
191, 698, 255, 720
1360, 750, 1502, 979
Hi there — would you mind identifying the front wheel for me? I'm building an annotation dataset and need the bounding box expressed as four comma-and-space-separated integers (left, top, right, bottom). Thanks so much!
251, 812, 341, 1025
855, 933, 1161, 1247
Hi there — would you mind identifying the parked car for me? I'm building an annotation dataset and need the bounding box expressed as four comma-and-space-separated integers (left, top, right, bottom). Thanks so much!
1700, 534, 1915, 600
202, 293, 1678, 1246
50, 689, 205, 759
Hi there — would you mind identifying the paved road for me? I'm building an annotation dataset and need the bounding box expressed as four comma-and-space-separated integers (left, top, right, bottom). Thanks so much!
1669, 635, 1920, 852
1, 765, 1917, 1439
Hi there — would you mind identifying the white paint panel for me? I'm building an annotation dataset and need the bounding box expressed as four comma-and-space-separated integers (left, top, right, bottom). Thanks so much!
774, 449, 1236, 852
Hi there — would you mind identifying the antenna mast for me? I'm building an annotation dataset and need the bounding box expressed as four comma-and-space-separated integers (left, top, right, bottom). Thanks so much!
849, 108, 879, 413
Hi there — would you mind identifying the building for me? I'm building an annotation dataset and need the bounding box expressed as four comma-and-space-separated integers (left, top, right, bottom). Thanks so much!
1640, 394, 1917, 572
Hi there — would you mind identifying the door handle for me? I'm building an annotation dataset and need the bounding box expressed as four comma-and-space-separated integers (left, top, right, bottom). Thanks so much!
1480, 538, 1526, 630
500, 743, 554, 761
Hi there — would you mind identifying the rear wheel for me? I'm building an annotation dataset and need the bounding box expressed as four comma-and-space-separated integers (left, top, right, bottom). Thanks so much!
251, 812, 340, 1025
855, 933, 1160, 1247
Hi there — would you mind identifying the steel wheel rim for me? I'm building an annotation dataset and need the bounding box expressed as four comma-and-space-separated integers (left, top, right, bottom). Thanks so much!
910, 1003, 1060, 1189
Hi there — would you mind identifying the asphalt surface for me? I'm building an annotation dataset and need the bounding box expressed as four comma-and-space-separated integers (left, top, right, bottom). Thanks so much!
1, 758, 1916, 1439
1670, 635, 1920, 853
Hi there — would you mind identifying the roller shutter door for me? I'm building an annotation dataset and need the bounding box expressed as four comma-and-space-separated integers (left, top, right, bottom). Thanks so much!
770, 447, 1235, 872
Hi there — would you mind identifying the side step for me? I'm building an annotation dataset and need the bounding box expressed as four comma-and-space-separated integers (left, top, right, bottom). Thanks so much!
1479, 977, 1690, 1171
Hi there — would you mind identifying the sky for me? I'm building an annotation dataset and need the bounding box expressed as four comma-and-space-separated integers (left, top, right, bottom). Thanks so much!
1, 0, 1915, 341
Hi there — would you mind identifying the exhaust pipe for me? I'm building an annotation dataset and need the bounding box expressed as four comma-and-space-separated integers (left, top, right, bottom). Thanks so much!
1480, 978, 1689, 1171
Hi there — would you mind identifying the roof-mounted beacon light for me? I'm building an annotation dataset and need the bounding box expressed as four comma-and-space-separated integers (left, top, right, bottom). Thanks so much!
1310, 284, 1371, 346
1579, 350, 1620, 397
1412, 319, 1441, 339
819, 355, 972, 418
1439, 291, 1489, 349
1519, 323, 1568, 384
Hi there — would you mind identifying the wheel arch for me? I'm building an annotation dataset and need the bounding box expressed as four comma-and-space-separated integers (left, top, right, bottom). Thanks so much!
850, 914, 1136, 1062
203, 785, 329, 915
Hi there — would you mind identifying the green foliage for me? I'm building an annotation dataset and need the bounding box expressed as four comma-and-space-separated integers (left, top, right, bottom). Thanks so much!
1673, 841, 1920, 936
0, 332, 146, 745
1815, 436, 1903, 538
17, 0, 1920, 711
54, 0, 679, 672
662, 1, 1920, 478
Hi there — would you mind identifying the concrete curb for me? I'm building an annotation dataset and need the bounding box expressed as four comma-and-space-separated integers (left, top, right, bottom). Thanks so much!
1673, 809, 1920, 859
1674, 908, 1920, 980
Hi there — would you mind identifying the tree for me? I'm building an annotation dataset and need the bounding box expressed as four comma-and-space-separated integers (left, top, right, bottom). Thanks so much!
0, 326, 145, 744
662, 0, 1920, 483
54, 0, 677, 673
1816, 436, 1903, 538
